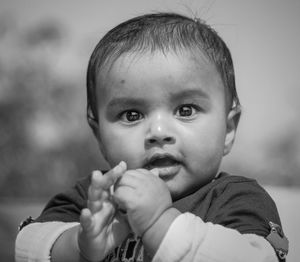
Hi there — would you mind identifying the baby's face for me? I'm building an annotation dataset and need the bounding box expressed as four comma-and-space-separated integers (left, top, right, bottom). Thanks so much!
95, 50, 235, 200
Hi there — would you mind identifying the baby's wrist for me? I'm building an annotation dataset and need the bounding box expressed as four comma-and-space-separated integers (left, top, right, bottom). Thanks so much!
78, 250, 94, 262
77, 231, 91, 262
77, 227, 99, 262
141, 207, 181, 257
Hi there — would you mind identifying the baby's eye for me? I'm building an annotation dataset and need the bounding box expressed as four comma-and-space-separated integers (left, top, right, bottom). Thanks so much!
120, 110, 143, 123
176, 104, 199, 118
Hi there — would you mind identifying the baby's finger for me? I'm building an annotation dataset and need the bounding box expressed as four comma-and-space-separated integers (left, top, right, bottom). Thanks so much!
93, 201, 116, 230
90, 170, 105, 190
114, 172, 138, 190
89, 177, 107, 201
88, 197, 104, 214
88, 184, 111, 213
150, 168, 159, 177
113, 186, 136, 211
80, 208, 93, 233
100, 161, 127, 190
81, 202, 115, 238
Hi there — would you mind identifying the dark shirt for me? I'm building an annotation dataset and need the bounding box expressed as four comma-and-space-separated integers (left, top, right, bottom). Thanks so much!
33, 172, 287, 261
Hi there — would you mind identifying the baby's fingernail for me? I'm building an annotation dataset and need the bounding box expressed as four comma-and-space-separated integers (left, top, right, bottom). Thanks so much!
92, 170, 101, 179
119, 161, 127, 170
114, 161, 126, 172
113, 164, 121, 173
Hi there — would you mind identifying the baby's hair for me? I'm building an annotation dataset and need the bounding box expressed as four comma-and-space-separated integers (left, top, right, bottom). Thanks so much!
86, 12, 240, 124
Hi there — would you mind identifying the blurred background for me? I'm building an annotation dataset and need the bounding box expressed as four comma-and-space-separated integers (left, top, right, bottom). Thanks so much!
0, 0, 299, 261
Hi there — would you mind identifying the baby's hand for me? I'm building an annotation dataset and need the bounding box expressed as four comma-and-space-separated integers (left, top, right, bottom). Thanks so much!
78, 162, 130, 262
113, 169, 172, 237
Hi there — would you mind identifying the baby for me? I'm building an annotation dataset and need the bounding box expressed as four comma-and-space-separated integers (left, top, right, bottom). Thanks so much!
16, 12, 288, 262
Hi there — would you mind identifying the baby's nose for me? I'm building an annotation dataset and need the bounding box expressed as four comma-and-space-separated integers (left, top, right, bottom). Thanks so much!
145, 113, 176, 146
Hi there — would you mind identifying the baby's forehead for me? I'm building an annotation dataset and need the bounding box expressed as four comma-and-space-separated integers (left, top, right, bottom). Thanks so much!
99, 48, 216, 80
95, 50, 231, 110
97, 50, 227, 101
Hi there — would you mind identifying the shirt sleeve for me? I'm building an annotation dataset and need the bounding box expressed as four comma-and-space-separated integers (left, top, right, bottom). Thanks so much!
35, 175, 90, 223
15, 177, 89, 262
15, 222, 79, 262
173, 175, 284, 239
153, 213, 277, 262
208, 178, 283, 237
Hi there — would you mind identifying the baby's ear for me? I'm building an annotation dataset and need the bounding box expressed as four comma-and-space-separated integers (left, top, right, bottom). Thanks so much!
223, 106, 241, 156
87, 106, 100, 139
87, 106, 108, 161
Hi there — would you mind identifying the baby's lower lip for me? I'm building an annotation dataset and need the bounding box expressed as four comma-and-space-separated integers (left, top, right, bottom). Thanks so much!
155, 164, 181, 179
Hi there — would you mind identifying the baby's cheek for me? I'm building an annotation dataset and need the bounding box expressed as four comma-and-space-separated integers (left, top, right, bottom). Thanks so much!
106, 140, 144, 169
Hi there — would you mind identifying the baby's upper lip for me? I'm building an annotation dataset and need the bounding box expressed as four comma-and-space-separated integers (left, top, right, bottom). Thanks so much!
144, 153, 181, 169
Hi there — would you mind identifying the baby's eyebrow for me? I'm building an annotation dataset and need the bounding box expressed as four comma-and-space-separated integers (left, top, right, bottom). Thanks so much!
106, 89, 209, 109
107, 97, 146, 109
170, 89, 209, 101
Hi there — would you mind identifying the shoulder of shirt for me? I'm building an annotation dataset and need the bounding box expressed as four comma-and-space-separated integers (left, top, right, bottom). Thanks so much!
213, 172, 268, 191
214, 172, 257, 183
173, 172, 263, 210
209, 172, 263, 191
210, 172, 272, 200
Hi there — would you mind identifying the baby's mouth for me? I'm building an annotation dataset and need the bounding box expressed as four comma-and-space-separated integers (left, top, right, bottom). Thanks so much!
146, 157, 179, 169
144, 154, 181, 178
